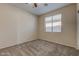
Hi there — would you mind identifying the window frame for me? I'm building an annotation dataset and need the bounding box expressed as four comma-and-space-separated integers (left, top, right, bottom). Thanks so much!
44, 13, 62, 32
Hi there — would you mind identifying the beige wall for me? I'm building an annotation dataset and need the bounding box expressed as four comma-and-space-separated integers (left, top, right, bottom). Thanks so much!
38, 4, 76, 48
0, 4, 37, 49
77, 4, 79, 49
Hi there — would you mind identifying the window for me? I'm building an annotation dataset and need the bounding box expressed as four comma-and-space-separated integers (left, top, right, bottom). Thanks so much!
45, 14, 62, 32
45, 16, 53, 32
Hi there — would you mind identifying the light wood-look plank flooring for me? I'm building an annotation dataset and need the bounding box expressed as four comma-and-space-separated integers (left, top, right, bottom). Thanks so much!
0, 39, 79, 56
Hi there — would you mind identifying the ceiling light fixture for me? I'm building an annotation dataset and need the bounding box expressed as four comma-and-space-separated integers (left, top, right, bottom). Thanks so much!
25, 3, 48, 8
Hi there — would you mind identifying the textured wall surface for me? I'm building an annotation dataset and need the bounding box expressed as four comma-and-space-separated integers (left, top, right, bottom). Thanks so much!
0, 4, 37, 49
38, 4, 76, 48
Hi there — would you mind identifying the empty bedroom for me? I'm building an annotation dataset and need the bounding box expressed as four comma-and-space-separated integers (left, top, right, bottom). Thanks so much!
0, 3, 79, 56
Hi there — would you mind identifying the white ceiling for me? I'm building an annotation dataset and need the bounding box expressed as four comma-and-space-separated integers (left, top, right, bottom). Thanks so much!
9, 3, 71, 15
